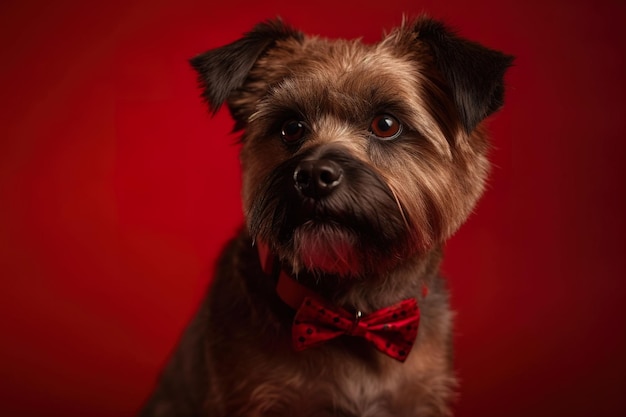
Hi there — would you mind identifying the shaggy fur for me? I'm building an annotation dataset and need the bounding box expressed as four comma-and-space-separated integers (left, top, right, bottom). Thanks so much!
140, 16, 512, 417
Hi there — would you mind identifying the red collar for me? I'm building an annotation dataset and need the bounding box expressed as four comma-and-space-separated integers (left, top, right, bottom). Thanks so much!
256, 239, 427, 362
257, 239, 317, 309
256, 240, 428, 310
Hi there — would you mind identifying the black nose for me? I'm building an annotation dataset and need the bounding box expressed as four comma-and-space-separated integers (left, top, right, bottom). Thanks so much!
294, 159, 343, 199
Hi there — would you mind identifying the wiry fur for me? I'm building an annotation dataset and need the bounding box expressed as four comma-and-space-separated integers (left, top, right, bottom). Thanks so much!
141, 16, 512, 417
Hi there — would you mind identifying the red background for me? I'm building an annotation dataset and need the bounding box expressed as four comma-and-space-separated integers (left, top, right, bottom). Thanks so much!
1, 0, 625, 416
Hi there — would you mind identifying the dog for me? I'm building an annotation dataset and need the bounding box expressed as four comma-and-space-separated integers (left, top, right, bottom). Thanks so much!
140, 16, 513, 417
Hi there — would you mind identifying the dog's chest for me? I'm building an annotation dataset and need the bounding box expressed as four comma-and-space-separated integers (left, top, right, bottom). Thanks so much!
228, 346, 421, 417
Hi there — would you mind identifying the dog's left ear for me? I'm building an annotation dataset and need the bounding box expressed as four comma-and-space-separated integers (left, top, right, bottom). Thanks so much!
190, 19, 303, 123
413, 17, 514, 133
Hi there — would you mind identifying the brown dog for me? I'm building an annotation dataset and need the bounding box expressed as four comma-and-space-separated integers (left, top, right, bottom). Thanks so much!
140, 16, 512, 417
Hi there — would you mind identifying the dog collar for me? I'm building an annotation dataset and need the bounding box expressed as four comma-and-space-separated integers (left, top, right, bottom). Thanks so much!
255, 239, 429, 310
255, 239, 426, 362
256, 239, 317, 309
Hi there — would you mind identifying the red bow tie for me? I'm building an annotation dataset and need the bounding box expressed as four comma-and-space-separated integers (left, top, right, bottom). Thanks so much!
293, 296, 420, 362
256, 240, 423, 362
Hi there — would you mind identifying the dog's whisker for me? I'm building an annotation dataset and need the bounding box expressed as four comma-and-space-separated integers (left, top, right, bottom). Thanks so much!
389, 184, 411, 231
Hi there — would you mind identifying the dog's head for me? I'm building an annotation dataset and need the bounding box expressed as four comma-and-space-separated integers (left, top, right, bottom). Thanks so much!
191, 17, 512, 278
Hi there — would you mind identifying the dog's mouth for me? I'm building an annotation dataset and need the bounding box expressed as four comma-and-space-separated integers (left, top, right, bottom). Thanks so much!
248, 147, 409, 277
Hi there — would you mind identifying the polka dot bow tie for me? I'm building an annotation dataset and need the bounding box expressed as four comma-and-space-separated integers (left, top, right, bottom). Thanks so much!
292, 296, 420, 362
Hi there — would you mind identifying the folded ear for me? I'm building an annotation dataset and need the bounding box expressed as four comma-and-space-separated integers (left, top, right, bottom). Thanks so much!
413, 17, 514, 133
190, 19, 303, 115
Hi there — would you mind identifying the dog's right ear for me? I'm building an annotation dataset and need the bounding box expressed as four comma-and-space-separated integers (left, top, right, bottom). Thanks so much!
412, 17, 514, 134
190, 19, 303, 118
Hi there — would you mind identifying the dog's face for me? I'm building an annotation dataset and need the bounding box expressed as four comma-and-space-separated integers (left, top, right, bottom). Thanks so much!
191, 18, 512, 278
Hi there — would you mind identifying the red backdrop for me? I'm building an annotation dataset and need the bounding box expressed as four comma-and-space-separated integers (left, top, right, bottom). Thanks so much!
1, 0, 625, 416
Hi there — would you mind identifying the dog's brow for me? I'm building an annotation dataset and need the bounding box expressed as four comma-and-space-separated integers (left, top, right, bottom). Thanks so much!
260, 78, 417, 121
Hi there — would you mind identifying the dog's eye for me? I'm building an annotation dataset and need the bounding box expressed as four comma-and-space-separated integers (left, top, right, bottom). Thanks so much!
281, 119, 306, 143
370, 114, 402, 140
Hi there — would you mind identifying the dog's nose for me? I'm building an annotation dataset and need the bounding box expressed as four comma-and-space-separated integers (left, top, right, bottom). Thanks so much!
294, 159, 343, 199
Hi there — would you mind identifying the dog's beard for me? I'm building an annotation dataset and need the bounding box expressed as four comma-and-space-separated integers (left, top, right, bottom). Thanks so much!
248, 148, 410, 278
292, 221, 359, 276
